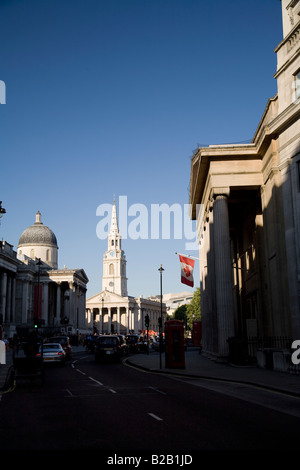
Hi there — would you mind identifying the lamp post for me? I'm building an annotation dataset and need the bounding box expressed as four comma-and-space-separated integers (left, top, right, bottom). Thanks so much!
0, 202, 5, 337
158, 264, 164, 369
34, 258, 42, 328
0, 201, 6, 232
0, 201, 6, 219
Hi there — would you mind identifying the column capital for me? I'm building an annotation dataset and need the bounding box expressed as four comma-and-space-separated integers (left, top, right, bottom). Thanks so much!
211, 187, 230, 200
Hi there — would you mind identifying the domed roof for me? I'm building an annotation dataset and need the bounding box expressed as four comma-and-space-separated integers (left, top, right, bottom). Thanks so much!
18, 211, 58, 248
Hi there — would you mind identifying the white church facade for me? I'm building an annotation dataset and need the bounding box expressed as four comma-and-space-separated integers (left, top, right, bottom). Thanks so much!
86, 200, 166, 335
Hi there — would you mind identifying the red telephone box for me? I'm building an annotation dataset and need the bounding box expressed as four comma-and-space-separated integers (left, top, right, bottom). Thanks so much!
192, 321, 202, 347
164, 320, 185, 369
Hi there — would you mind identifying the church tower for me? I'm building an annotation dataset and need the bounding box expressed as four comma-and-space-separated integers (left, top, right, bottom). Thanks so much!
102, 199, 128, 296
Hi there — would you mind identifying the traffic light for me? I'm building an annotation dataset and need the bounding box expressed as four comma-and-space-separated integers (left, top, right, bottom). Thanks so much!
34, 318, 44, 328
34, 317, 42, 328
158, 317, 162, 328
145, 314, 150, 328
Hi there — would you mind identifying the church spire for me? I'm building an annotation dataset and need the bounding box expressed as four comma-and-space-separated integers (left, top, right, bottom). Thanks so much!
102, 197, 127, 296
109, 197, 119, 238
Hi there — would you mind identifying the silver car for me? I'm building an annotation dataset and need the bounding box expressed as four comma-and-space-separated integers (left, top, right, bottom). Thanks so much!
38, 343, 66, 366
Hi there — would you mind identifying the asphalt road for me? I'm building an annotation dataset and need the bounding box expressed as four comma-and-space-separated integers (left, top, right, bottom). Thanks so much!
0, 350, 299, 458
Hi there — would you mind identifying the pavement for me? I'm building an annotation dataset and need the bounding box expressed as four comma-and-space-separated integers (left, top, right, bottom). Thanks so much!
1, 345, 300, 398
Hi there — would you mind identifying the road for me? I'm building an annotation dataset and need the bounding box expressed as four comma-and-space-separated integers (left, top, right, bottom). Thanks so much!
0, 349, 299, 458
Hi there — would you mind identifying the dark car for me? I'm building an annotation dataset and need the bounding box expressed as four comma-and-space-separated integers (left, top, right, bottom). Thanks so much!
85, 335, 99, 353
94, 335, 122, 363
13, 340, 44, 383
116, 335, 129, 356
49, 336, 72, 359
125, 334, 143, 353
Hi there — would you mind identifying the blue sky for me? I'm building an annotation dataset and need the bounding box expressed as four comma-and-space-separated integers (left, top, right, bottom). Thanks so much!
0, 0, 282, 299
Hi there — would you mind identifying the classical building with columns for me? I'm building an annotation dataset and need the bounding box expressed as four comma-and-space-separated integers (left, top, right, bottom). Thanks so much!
86, 200, 166, 335
189, 0, 300, 364
0, 211, 88, 338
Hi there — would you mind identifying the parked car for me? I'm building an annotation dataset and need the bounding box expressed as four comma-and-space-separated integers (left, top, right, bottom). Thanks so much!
13, 339, 44, 383
116, 335, 129, 356
38, 343, 66, 366
94, 335, 122, 362
49, 336, 72, 359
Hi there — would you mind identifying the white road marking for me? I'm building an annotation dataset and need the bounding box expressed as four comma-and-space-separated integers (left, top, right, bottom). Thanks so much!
148, 386, 166, 395
89, 376, 103, 386
148, 413, 163, 421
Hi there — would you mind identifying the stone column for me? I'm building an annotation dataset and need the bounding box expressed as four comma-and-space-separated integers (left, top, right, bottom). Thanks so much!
6, 276, 11, 323
213, 191, 235, 358
11, 278, 16, 324
68, 282, 74, 327
56, 283, 61, 325
117, 307, 120, 333
126, 307, 129, 334
43, 282, 49, 326
99, 307, 103, 334
108, 307, 111, 333
22, 280, 29, 324
1, 273, 7, 324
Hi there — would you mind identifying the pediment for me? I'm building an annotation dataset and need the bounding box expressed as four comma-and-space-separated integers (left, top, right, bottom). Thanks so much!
86, 289, 129, 305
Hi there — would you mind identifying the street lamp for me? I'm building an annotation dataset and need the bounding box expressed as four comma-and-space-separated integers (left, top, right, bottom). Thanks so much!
0, 201, 6, 230
0, 201, 6, 218
34, 258, 42, 329
158, 264, 164, 369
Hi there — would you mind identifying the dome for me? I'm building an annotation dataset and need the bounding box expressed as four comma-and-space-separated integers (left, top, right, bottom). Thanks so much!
18, 211, 58, 248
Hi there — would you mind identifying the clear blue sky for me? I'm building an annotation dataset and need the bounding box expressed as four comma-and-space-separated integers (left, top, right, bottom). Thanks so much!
0, 0, 282, 299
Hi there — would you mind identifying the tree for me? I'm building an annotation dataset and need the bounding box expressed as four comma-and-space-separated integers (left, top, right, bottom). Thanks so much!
186, 287, 201, 330
173, 304, 188, 328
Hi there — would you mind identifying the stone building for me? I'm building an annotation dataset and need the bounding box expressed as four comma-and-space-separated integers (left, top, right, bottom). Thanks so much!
86, 200, 166, 335
189, 0, 300, 364
0, 212, 88, 338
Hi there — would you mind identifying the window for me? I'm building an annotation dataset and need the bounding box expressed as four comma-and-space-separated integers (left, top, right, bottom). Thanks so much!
295, 71, 300, 99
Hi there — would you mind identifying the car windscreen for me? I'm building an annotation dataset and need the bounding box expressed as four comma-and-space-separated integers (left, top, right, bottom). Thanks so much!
98, 338, 117, 346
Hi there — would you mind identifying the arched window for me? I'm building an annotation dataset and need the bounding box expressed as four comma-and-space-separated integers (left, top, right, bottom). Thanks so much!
109, 263, 114, 275
30, 249, 34, 258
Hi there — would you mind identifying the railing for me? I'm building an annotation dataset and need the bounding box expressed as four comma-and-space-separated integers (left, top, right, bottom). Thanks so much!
247, 335, 293, 358
227, 335, 293, 364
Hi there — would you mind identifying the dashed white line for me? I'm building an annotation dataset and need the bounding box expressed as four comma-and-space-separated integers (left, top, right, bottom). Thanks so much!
148, 386, 166, 395
148, 413, 163, 421
76, 369, 86, 375
88, 377, 103, 386
109, 389, 117, 394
